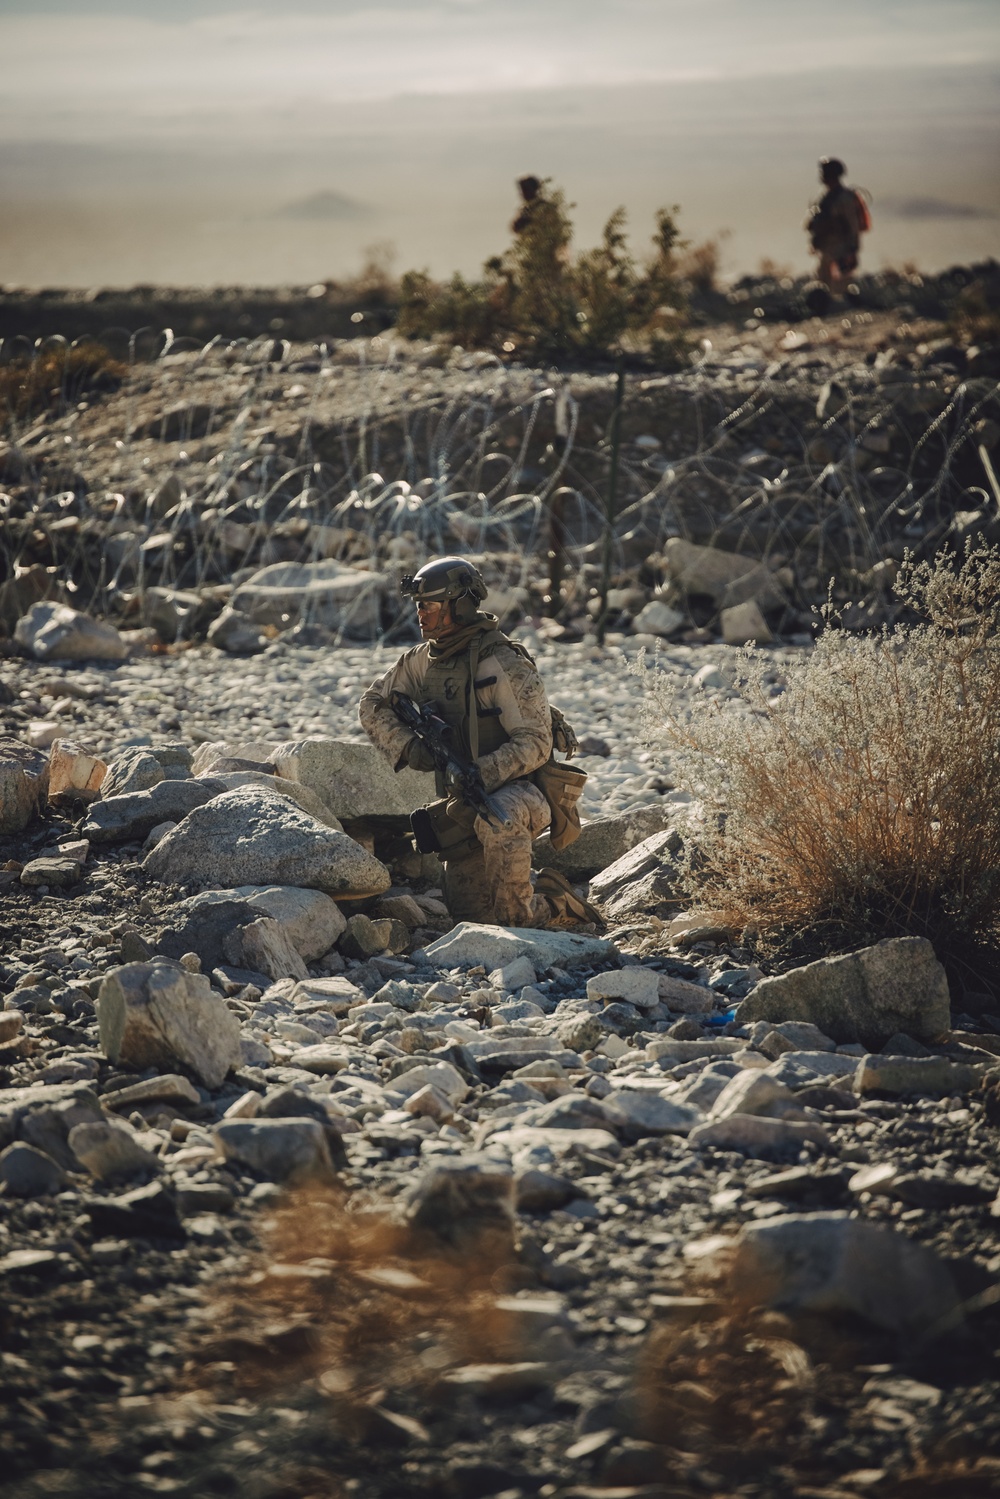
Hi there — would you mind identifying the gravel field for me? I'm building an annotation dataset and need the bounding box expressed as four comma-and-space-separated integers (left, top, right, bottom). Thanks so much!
2, 635, 1000, 1499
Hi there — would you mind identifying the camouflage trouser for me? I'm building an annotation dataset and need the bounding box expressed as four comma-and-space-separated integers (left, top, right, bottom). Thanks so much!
441, 778, 551, 928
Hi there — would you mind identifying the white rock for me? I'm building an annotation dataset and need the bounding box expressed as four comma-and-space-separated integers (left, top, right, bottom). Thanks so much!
204, 771, 344, 830
143, 787, 391, 897
657, 974, 714, 1013
489, 956, 537, 992
231, 560, 386, 637
223, 1091, 262, 1120
68, 1120, 160, 1183
392, 1061, 469, 1104
403, 1084, 454, 1122
287, 1044, 351, 1075
720, 599, 773, 646
491, 1125, 619, 1159
688, 1114, 831, 1156
662, 538, 786, 610
272, 737, 430, 820
15, 602, 127, 662
533, 804, 683, 880
587, 967, 659, 1009
289, 976, 364, 1015
708, 1070, 798, 1120
47, 740, 107, 804
419, 922, 614, 972
737, 937, 951, 1048
237, 884, 347, 961
0, 736, 49, 834
600, 1090, 702, 1137
632, 599, 685, 638
97, 959, 242, 1089
730, 1211, 960, 1334
213, 1118, 335, 1183
229, 916, 308, 982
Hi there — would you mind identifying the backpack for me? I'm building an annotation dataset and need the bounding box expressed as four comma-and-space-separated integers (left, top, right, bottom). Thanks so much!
852, 188, 873, 234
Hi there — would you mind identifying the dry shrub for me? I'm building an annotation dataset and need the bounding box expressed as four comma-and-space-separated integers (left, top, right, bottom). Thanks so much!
635, 1306, 822, 1478
397, 181, 691, 365
0, 342, 127, 423
949, 277, 1000, 346
677, 236, 724, 296
189, 1186, 522, 1419
635, 543, 1000, 961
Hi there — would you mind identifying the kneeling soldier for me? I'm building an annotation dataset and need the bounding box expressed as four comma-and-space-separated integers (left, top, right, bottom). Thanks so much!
359, 556, 597, 929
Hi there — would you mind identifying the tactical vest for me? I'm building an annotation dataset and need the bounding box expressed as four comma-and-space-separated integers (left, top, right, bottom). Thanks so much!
419, 628, 511, 796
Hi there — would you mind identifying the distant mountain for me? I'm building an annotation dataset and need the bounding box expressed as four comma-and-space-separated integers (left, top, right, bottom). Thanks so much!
277, 191, 371, 221
881, 196, 998, 220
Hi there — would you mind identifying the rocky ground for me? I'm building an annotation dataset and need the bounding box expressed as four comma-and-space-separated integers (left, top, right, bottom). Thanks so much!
1, 283, 1000, 1498
2, 636, 1000, 1499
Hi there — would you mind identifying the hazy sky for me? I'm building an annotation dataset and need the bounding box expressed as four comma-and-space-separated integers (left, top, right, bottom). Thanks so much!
1, 1, 998, 285
3, 0, 998, 129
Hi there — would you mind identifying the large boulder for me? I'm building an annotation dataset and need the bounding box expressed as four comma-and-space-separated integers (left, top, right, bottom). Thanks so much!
143, 786, 390, 896
587, 827, 688, 921
532, 804, 683, 880
198, 770, 343, 829
662, 538, 787, 611
729, 1211, 960, 1335
231, 560, 387, 637
0, 736, 49, 834
14, 602, 127, 662
97, 959, 242, 1089
83, 778, 226, 845
158, 886, 346, 969
418, 922, 615, 972
737, 937, 951, 1048
192, 736, 428, 820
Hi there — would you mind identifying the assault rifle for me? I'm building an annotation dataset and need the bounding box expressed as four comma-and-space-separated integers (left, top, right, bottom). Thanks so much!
390, 691, 511, 829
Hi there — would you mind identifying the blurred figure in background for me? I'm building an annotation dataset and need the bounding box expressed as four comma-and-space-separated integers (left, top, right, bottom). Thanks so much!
807, 157, 871, 291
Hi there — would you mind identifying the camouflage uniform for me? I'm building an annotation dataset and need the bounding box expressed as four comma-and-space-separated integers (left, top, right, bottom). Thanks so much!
359, 618, 555, 926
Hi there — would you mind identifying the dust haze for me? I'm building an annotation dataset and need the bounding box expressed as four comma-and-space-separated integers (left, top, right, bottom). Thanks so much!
0, 0, 997, 287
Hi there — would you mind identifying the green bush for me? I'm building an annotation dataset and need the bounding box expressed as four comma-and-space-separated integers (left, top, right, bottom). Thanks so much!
635, 543, 1000, 961
396, 180, 691, 365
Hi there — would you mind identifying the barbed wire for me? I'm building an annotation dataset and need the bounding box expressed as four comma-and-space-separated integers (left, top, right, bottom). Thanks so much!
1, 328, 998, 647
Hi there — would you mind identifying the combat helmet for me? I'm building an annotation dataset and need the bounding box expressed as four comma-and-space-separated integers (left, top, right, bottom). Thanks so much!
401, 556, 488, 624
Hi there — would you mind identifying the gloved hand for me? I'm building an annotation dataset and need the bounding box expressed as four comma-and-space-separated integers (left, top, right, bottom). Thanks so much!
404, 736, 436, 773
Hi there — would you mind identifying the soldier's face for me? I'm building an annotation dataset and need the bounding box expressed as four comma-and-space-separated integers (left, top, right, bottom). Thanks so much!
416, 599, 454, 639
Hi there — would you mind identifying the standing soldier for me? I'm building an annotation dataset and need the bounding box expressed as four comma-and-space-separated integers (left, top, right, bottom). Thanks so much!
807, 157, 871, 291
359, 556, 598, 930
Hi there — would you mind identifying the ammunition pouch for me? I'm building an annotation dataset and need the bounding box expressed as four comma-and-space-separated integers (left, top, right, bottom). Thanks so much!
410, 797, 480, 860
533, 759, 587, 850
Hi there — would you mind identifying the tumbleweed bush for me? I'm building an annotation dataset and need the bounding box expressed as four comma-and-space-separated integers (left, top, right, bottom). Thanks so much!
635, 542, 1000, 957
